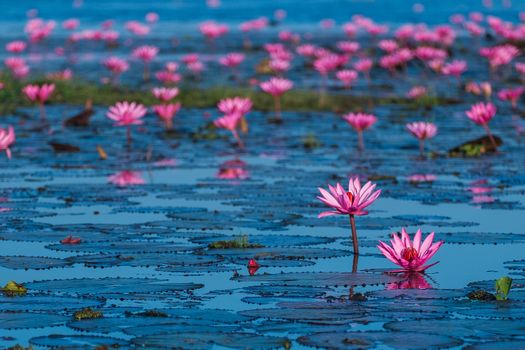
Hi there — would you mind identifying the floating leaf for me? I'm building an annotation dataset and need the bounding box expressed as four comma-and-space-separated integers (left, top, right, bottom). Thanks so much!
495, 276, 513, 301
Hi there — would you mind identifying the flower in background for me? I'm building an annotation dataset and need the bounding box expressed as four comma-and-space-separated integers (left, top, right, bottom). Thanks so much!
108, 170, 145, 187
0, 126, 15, 159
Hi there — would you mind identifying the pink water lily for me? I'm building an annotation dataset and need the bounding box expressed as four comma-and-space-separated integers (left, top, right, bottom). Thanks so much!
318, 177, 381, 255
498, 87, 524, 109
260, 77, 293, 121
132, 45, 159, 80
0, 126, 15, 159
103, 57, 129, 84
152, 87, 179, 102
22, 83, 55, 119
378, 228, 443, 272
107, 101, 147, 146
214, 114, 244, 148
465, 102, 498, 148
217, 97, 252, 133
342, 113, 377, 151
406, 122, 437, 156
153, 103, 180, 129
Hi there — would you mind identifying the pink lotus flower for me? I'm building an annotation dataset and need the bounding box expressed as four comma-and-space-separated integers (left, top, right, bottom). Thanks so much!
0, 126, 15, 159
336, 41, 360, 55
217, 97, 252, 116
187, 61, 205, 74
22, 83, 55, 104
22, 83, 55, 119
152, 87, 179, 102
132, 45, 159, 60
466, 102, 496, 125
269, 59, 290, 74
406, 122, 437, 156
407, 86, 427, 99
62, 18, 79, 30
155, 70, 182, 85
219, 53, 244, 68
353, 58, 373, 77
199, 21, 229, 40
260, 77, 293, 121
336, 70, 358, 88
343, 113, 377, 151
318, 177, 381, 255
6, 41, 26, 53
296, 44, 317, 57
132, 45, 158, 80
146, 12, 159, 23
125, 21, 150, 36
214, 114, 244, 148
378, 228, 443, 272
103, 57, 129, 81
153, 103, 180, 129
516, 63, 525, 77
442, 60, 467, 79
107, 101, 147, 126
465, 102, 498, 149
108, 170, 145, 187
498, 87, 524, 109
407, 174, 437, 183
465, 82, 492, 100
107, 101, 147, 146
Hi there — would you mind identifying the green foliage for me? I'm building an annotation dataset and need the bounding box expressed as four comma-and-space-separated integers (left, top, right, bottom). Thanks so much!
0, 73, 460, 115
208, 235, 264, 249
495, 276, 512, 301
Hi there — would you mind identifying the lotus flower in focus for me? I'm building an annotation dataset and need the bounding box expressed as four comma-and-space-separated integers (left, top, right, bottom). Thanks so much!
317, 177, 381, 218
378, 228, 443, 272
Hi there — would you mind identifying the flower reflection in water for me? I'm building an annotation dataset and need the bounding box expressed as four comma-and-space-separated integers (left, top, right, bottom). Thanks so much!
468, 179, 495, 204
216, 159, 249, 180
107, 170, 145, 187
387, 272, 432, 290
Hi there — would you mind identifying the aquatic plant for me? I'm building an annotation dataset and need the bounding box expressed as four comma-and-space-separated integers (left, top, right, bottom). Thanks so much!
106, 101, 147, 146
342, 112, 377, 151
260, 77, 293, 121
22, 83, 54, 119
318, 177, 381, 255
0, 125, 15, 159
1, 280, 27, 296
377, 228, 443, 272
465, 102, 498, 149
208, 235, 264, 249
495, 276, 512, 301
406, 121, 437, 156
73, 307, 103, 320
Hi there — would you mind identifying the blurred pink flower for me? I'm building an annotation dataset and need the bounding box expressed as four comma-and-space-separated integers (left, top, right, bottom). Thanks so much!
108, 170, 145, 187
0, 126, 15, 159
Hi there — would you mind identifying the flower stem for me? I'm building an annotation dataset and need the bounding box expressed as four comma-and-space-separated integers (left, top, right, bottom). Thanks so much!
419, 139, 425, 157
127, 126, 132, 149
232, 129, 244, 149
357, 130, 364, 152
349, 214, 359, 255
482, 123, 498, 149
39, 103, 46, 120
274, 96, 281, 121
